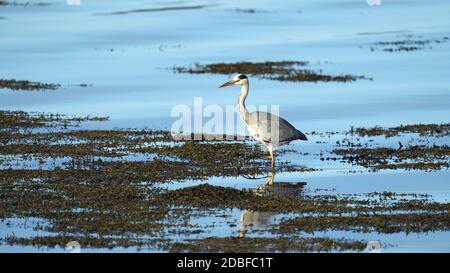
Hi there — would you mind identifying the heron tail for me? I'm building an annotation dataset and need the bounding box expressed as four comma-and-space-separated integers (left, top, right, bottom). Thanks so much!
297, 130, 308, 141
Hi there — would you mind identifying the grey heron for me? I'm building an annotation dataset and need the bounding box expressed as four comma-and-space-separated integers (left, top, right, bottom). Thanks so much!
219, 74, 307, 184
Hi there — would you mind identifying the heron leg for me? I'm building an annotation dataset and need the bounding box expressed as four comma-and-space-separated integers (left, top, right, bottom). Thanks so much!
267, 169, 275, 185
267, 145, 275, 185
269, 145, 275, 171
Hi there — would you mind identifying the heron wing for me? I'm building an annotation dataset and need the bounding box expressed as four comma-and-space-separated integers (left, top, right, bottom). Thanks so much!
248, 111, 307, 145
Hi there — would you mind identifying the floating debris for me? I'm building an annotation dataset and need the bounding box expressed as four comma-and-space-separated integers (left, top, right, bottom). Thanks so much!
357, 30, 411, 36
95, 5, 208, 16
234, 8, 257, 13
229, 8, 268, 14
76, 83, 92, 88
365, 36, 449, 52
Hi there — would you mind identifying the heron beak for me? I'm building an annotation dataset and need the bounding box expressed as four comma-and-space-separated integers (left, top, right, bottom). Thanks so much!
219, 80, 237, 88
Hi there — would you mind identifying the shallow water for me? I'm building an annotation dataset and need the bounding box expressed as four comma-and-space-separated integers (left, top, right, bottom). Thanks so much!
0, 0, 449, 252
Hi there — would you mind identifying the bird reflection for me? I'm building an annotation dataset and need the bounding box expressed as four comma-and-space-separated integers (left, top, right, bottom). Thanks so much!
238, 173, 306, 237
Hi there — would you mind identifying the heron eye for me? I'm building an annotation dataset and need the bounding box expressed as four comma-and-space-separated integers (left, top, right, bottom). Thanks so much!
238, 74, 247, 80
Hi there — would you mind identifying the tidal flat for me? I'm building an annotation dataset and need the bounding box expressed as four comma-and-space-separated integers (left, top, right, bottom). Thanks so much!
0, 111, 449, 252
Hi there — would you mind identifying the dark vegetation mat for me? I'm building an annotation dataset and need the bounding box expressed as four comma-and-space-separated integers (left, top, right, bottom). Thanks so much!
174, 61, 369, 83
0, 79, 60, 91
1, 110, 449, 252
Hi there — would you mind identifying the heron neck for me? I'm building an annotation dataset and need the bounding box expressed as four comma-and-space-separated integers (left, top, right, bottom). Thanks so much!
238, 82, 250, 124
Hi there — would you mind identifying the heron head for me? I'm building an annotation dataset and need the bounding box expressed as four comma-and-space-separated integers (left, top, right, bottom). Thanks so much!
219, 74, 248, 88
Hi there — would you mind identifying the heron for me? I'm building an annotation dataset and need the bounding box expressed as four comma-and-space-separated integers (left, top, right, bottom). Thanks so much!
219, 74, 307, 184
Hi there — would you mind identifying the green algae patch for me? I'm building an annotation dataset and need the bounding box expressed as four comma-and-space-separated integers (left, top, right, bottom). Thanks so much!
333, 145, 450, 171
276, 213, 450, 234
0, 235, 168, 250
168, 236, 367, 253
326, 123, 450, 171
353, 123, 450, 138
153, 184, 448, 214
174, 61, 369, 83
0, 79, 60, 91
154, 184, 258, 208
0, 110, 108, 130
175, 61, 308, 75
154, 183, 347, 213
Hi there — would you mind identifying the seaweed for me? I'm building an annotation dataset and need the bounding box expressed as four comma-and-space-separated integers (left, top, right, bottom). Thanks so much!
168, 236, 367, 253
0, 79, 60, 91
174, 61, 369, 83
353, 123, 450, 138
